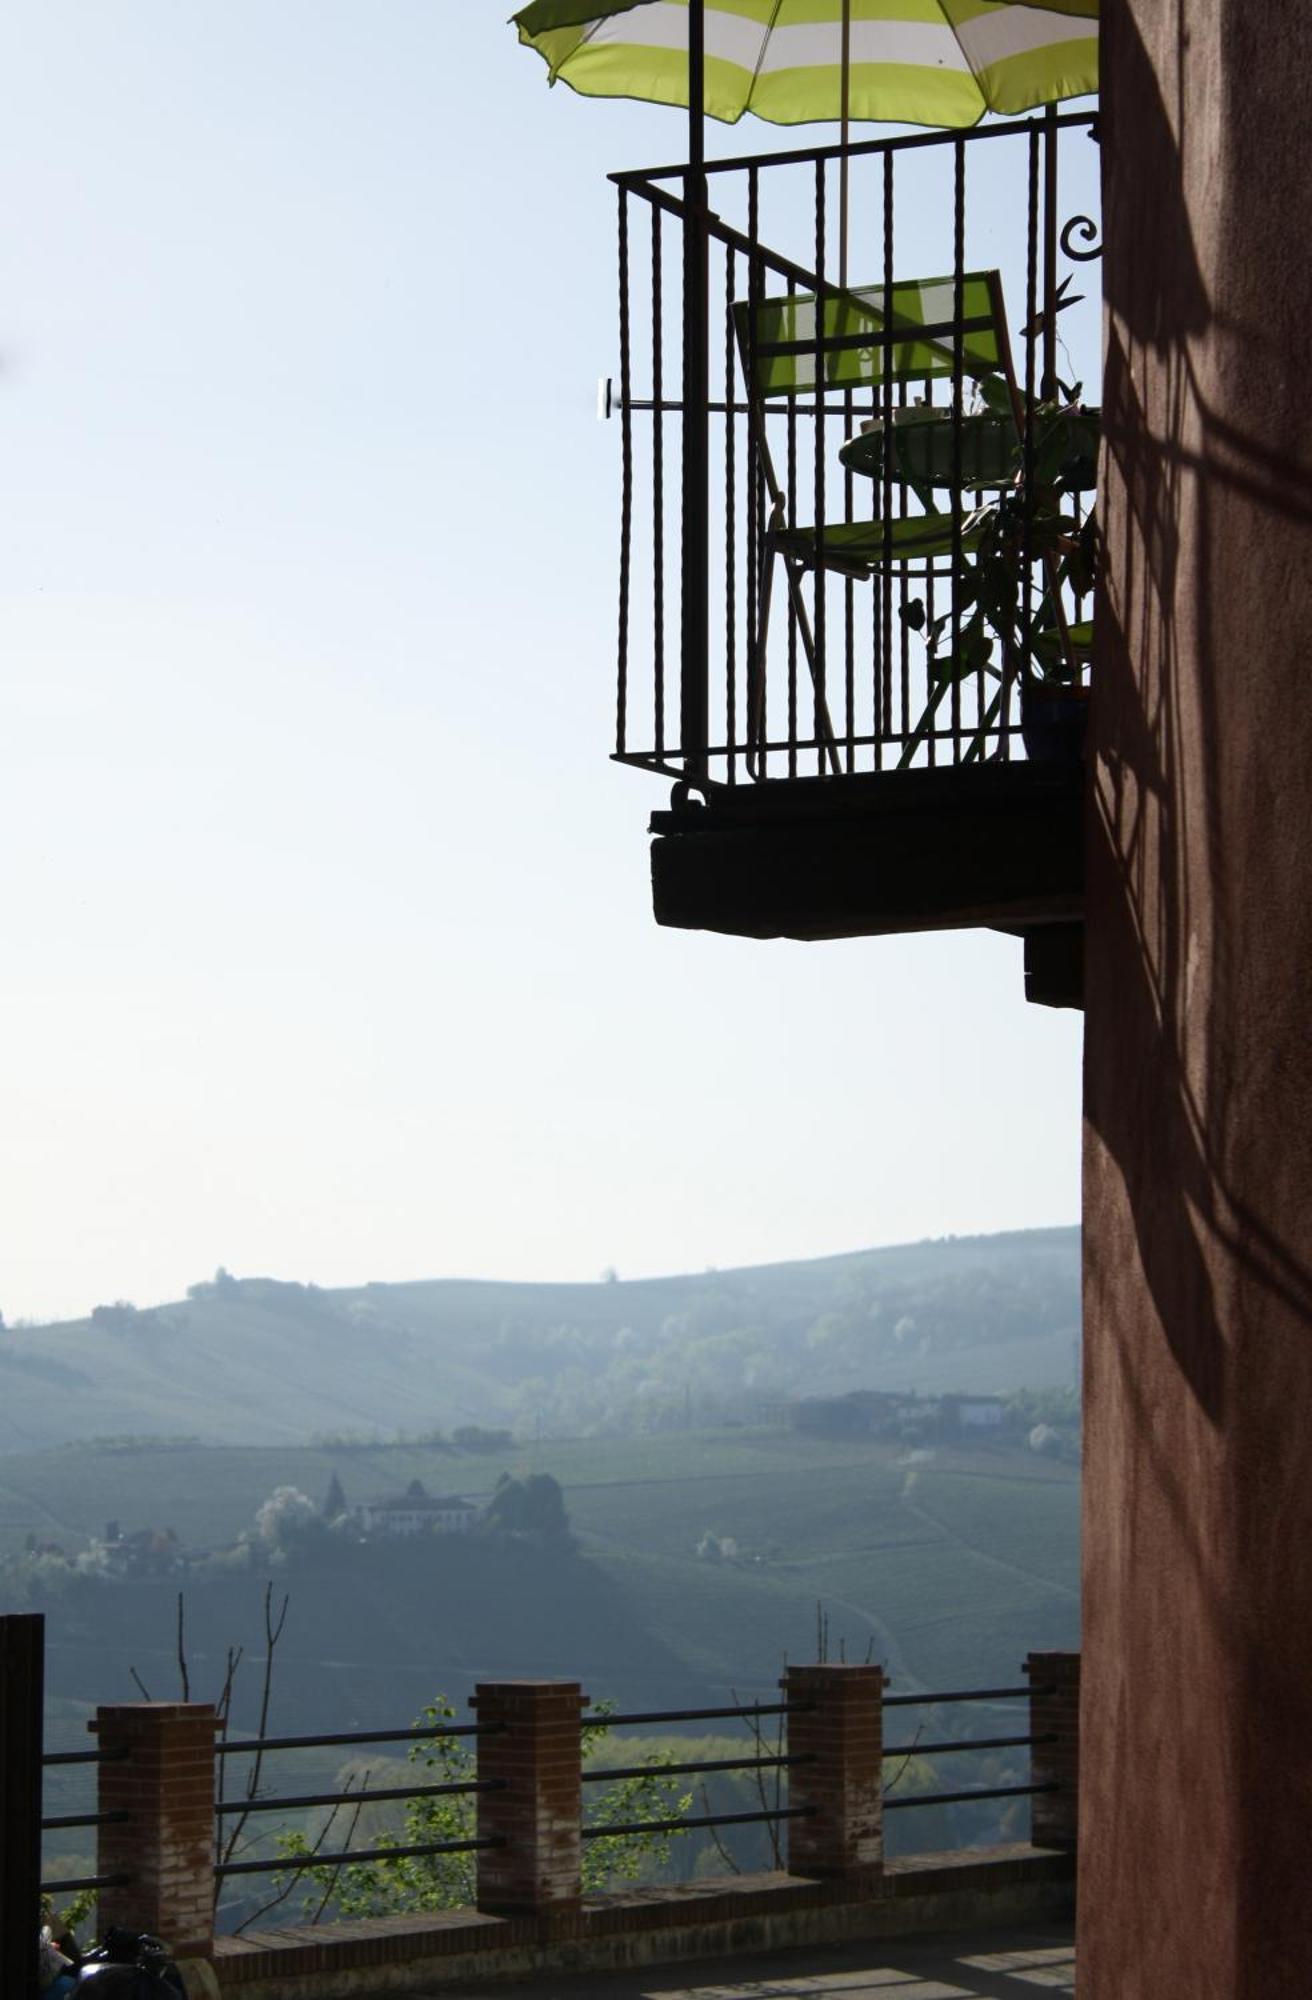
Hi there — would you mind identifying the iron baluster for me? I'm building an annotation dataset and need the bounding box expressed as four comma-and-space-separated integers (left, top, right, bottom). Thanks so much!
617, 187, 632, 758
786, 276, 798, 777
652, 204, 665, 759
1022, 127, 1040, 747
888, 152, 896, 752
1042, 105, 1059, 400
746, 169, 762, 776
950, 137, 966, 763
725, 243, 737, 782
813, 156, 827, 774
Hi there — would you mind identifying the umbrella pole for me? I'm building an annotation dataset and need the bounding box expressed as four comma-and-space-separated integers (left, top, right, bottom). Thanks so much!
689, 0, 704, 173
682, 0, 710, 782
839, 0, 851, 288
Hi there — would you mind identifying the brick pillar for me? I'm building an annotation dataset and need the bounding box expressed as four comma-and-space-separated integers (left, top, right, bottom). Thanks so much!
782, 1663, 884, 1879
471, 1680, 586, 1916
93, 1704, 218, 1959
1025, 1651, 1079, 1850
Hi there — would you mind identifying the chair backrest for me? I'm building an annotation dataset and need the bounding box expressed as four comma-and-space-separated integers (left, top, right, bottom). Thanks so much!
735, 271, 1007, 400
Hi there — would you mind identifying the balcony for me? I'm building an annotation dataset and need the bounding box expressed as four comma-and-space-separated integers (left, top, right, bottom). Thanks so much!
610, 112, 1100, 1006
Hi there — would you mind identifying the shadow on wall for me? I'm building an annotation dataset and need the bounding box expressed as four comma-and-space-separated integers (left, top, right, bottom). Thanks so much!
1089, 0, 1312, 1436
1084, 5, 1312, 1992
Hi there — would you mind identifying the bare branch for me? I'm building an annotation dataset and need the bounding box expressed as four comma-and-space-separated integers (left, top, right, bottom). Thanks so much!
308, 1789, 368, 1925
219, 1584, 290, 1881
732, 1685, 785, 1869
215, 1645, 244, 1729
176, 1592, 190, 1703
211, 1645, 245, 1913
232, 1776, 368, 1935
883, 1720, 925, 1797
129, 1667, 152, 1701
697, 1782, 741, 1876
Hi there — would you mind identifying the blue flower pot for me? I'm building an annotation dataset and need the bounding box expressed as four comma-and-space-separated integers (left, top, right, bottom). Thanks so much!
1021, 681, 1089, 765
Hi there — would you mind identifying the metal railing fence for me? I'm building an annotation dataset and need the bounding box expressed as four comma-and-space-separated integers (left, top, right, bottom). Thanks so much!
212, 1716, 501, 1885
26, 1670, 1076, 1915
611, 111, 1101, 790
40, 1742, 129, 1899
882, 1680, 1055, 1815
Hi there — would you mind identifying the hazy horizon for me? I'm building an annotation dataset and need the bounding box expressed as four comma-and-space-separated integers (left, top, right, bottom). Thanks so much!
9, 1217, 1080, 1330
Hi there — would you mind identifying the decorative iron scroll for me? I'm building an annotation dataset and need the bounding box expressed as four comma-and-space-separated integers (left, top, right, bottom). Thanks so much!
1060, 214, 1102, 263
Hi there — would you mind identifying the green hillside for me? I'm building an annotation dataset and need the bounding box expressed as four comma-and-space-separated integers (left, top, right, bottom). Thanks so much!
0, 1228, 1079, 1450
26, 1417, 1078, 1919
10, 1425, 1078, 1719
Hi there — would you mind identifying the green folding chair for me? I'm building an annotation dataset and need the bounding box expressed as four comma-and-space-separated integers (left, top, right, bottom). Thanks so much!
733, 271, 1024, 771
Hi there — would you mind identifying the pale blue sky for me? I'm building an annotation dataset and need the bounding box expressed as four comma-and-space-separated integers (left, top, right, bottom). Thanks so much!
0, 5, 1091, 1323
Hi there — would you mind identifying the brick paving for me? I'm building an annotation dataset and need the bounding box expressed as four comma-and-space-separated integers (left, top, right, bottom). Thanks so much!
401, 1923, 1075, 2000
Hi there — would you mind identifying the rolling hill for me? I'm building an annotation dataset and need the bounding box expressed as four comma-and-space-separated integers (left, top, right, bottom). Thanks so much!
0, 1227, 1079, 1450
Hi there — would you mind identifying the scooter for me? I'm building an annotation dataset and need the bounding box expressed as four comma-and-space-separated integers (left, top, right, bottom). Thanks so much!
71, 1930, 187, 2000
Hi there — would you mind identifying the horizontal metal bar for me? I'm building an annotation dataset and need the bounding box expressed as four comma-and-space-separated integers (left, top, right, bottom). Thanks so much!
583, 1752, 809, 1784
41, 1874, 130, 1895
42, 1748, 127, 1768
589, 1702, 808, 1727
217, 1722, 494, 1756
41, 1810, 129, 1831
883, 1734, 1052, 1760
623, 393, 974, 416
883, 1781, 1058, 1811
618, 711, 1020, 766
216, 1835, 501, 1879
612, 109, 1096, 188
581, 1804, 813, 1841
216, 1778, 498, 1816
625, 398, 753, 416
884, 1686, 1041, 1709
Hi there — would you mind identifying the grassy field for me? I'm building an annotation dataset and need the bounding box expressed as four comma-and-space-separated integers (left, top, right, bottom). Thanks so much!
7, 1424, 1078, 1720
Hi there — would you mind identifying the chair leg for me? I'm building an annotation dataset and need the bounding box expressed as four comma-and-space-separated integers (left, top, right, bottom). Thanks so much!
746, 542, 776, 779
782, 558, 843, 776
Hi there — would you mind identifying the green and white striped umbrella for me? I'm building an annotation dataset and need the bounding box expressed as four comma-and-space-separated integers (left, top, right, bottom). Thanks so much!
514, 1, 1098, 132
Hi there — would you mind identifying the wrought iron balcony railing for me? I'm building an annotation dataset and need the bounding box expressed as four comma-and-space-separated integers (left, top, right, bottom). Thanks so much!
611, 109, 1101, 792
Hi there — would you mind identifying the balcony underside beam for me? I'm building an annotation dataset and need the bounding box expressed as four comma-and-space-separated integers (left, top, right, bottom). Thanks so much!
650, 764, 1083, 946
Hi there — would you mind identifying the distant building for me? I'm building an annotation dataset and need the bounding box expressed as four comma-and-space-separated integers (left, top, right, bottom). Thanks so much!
791, 1390, 908, 1438
938, 1394, 1007, 1437
353, 1478, 478, 1539
100, 1527, 183, 1577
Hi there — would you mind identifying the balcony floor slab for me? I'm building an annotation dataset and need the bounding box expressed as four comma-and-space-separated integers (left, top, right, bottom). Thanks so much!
649, 765, 1084, 944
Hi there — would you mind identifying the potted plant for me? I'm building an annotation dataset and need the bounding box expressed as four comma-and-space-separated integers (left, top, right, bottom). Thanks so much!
897, 378, 1098, 768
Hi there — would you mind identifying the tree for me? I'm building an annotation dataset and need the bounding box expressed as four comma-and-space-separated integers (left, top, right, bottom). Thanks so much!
484, 1472, 569, 1539
451, 1425, 513, 1452
91, 1300, 138, 1331
275, 1698, 691, 1919
322, 1474, 348, 1521
254, 1487, 318, 1553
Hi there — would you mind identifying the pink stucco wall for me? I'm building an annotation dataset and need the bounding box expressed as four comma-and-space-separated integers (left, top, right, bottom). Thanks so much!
1083, 4, 1312, 1992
